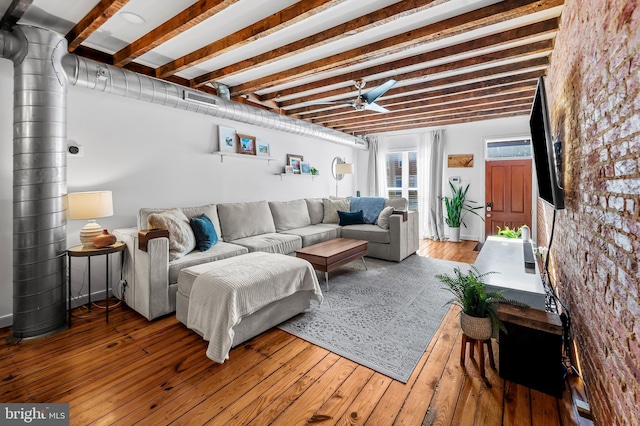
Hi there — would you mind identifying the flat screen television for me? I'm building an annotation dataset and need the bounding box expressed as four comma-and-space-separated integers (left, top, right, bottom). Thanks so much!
529, 76, 565, 210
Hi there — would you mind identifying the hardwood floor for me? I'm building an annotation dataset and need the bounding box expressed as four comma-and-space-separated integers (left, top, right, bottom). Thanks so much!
1, 239, 581, 425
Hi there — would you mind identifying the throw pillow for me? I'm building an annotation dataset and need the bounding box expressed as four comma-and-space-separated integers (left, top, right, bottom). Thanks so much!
338, 210, 365, 226
147, 208, 196, 261
189, 214, 218, 251
322, 198, 350, 223
377, 206, 395, 229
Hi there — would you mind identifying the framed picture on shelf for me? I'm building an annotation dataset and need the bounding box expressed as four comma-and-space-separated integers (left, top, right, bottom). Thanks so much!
218, 125, 236, 153
284, 165, 294, 174
237, 134, 256, 155
256, 141, 270, 157
300, 161, 311, 174
287, 154, 303, 174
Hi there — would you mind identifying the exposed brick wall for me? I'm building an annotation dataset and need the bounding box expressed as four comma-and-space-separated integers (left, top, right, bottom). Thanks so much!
543, 0, 640, 424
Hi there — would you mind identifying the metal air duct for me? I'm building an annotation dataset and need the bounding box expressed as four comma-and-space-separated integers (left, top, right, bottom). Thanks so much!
3, 26, 68, 338
61, 55, 368, 149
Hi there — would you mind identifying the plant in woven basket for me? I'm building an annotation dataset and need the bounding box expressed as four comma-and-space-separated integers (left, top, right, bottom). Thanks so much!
436, 266, 527, 338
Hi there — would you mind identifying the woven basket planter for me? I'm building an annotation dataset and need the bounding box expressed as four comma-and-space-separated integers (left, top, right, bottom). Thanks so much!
460, 313, 493, 340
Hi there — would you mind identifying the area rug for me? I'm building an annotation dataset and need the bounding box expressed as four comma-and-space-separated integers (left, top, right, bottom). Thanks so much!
278, 255, 470, 383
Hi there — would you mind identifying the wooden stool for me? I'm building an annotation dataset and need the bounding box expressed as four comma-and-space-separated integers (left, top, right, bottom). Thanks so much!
460, 334, 496, 387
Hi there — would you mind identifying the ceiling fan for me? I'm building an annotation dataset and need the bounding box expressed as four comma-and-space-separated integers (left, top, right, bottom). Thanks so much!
311, 79, 397, 113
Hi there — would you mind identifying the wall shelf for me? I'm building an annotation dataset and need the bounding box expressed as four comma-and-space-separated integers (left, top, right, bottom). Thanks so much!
276, 173, 318, 181
212, 151, 276, 163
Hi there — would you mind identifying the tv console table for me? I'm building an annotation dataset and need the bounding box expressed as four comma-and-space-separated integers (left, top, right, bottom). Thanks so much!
473, 236, 546, 310
475, 237, 565, 396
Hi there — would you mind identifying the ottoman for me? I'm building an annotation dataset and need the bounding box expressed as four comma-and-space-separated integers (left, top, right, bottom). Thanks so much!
176, 252, 322, 362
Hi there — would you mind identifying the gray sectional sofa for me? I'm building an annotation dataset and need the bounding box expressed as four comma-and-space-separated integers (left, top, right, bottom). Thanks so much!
113, 197, 419, 320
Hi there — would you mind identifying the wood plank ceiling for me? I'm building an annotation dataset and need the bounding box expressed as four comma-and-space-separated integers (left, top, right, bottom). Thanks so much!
4, 0, 565, 136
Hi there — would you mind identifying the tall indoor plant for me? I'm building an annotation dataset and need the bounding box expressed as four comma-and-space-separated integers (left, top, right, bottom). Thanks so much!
441, 182, 483, 242
436, 266, 527, 339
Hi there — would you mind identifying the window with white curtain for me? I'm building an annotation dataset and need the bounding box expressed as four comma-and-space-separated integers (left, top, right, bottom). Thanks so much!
385, 151, 418, 211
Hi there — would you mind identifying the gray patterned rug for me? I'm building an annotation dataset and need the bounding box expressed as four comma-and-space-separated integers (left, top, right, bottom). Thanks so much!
278, 255, 469, 383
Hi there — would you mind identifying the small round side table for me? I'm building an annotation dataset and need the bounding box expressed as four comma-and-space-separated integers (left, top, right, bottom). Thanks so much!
67, 242, 126, 325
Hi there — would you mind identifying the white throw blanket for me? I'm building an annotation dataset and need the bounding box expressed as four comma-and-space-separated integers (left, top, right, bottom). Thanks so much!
186, 252, 323, 362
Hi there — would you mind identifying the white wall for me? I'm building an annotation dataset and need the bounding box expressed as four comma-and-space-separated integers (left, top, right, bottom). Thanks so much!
362, 116, 533, 243
0, 63, 358, 326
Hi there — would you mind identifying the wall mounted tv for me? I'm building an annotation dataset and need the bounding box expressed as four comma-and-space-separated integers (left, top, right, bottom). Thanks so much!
529, 76, 565, 210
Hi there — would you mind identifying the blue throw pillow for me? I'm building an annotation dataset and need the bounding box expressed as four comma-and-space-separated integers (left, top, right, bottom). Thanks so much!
338, 210, 365, 226
189, 214, 218, 251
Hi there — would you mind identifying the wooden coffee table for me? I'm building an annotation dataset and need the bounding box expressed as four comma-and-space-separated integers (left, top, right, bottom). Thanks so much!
295, 238, 368, 291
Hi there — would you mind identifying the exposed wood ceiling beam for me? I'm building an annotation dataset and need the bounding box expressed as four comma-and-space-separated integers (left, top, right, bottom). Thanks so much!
360, 110, 531, 134
322, 90, 536, 128
310, 80, 539, 125
264, 18, 558, 103
278, 39, 553, 109
66, 0, 130, 52
114, 0, 240, 67
287, 57, 548, 118
229, 0, 563, 96
156, 0, 346, 78
333, 98, 533, 133
0, 0, 32, 30
294, 74, 542, 119
345, 105, 532, 134
190, 0, 441, 88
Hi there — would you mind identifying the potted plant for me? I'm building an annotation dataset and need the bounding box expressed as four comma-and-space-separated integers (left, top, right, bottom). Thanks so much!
496, 225, 522, 238
441, 182, 483, 242
436, 266, 527, 340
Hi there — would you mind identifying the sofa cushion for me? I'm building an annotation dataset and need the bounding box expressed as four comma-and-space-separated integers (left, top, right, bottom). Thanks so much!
338, 210, 365, 226
348, 196, 387, 224
189, 214, 218, 251
341, 224, 391, 244
217, 201, 276, 241
147, 208, 196, 261
322, 198, 350, 223
305, 198, 324, 224
377, 206, 395, 230
280, 225, 338, 247
229, 233, 302, 254
269, 199, 312, 232
139, 204, 223, 242
168, 242, 249, 285
385, 197, 408, 210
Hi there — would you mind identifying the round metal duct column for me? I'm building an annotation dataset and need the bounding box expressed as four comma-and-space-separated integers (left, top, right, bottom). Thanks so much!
12, 26, 68, 338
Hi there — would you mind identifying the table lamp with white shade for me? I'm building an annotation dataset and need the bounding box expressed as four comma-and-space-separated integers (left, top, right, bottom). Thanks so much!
332, 157, 354, 197
67, 191, 114, 247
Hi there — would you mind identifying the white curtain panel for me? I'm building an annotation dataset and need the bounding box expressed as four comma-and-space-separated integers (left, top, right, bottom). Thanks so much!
418, 129, 446, 240
367, 136, 386, 196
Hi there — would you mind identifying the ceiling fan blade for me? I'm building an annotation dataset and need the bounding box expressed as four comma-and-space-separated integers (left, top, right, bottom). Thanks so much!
362, 79, 397, 104
364, 102, 389, 113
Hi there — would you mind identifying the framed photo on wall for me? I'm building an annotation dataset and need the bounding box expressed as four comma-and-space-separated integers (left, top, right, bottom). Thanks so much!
218, 126, 236, 153
287, 154, 303, 174
237, 134, 256, 155
256, 141, 270, 157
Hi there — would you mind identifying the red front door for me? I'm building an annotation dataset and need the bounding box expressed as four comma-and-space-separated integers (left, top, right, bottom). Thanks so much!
485, 159, 532, 237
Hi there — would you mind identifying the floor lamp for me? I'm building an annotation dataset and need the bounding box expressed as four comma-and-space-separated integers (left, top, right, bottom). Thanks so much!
332, 157, 354, 197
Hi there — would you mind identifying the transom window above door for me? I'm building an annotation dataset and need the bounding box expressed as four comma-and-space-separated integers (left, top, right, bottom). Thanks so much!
485, 137, 532, 160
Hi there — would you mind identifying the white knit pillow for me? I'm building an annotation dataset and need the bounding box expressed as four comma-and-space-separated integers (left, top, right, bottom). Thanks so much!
147, 208, 196, 260
322, 198, 350, 223
377, 206, 394, 229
